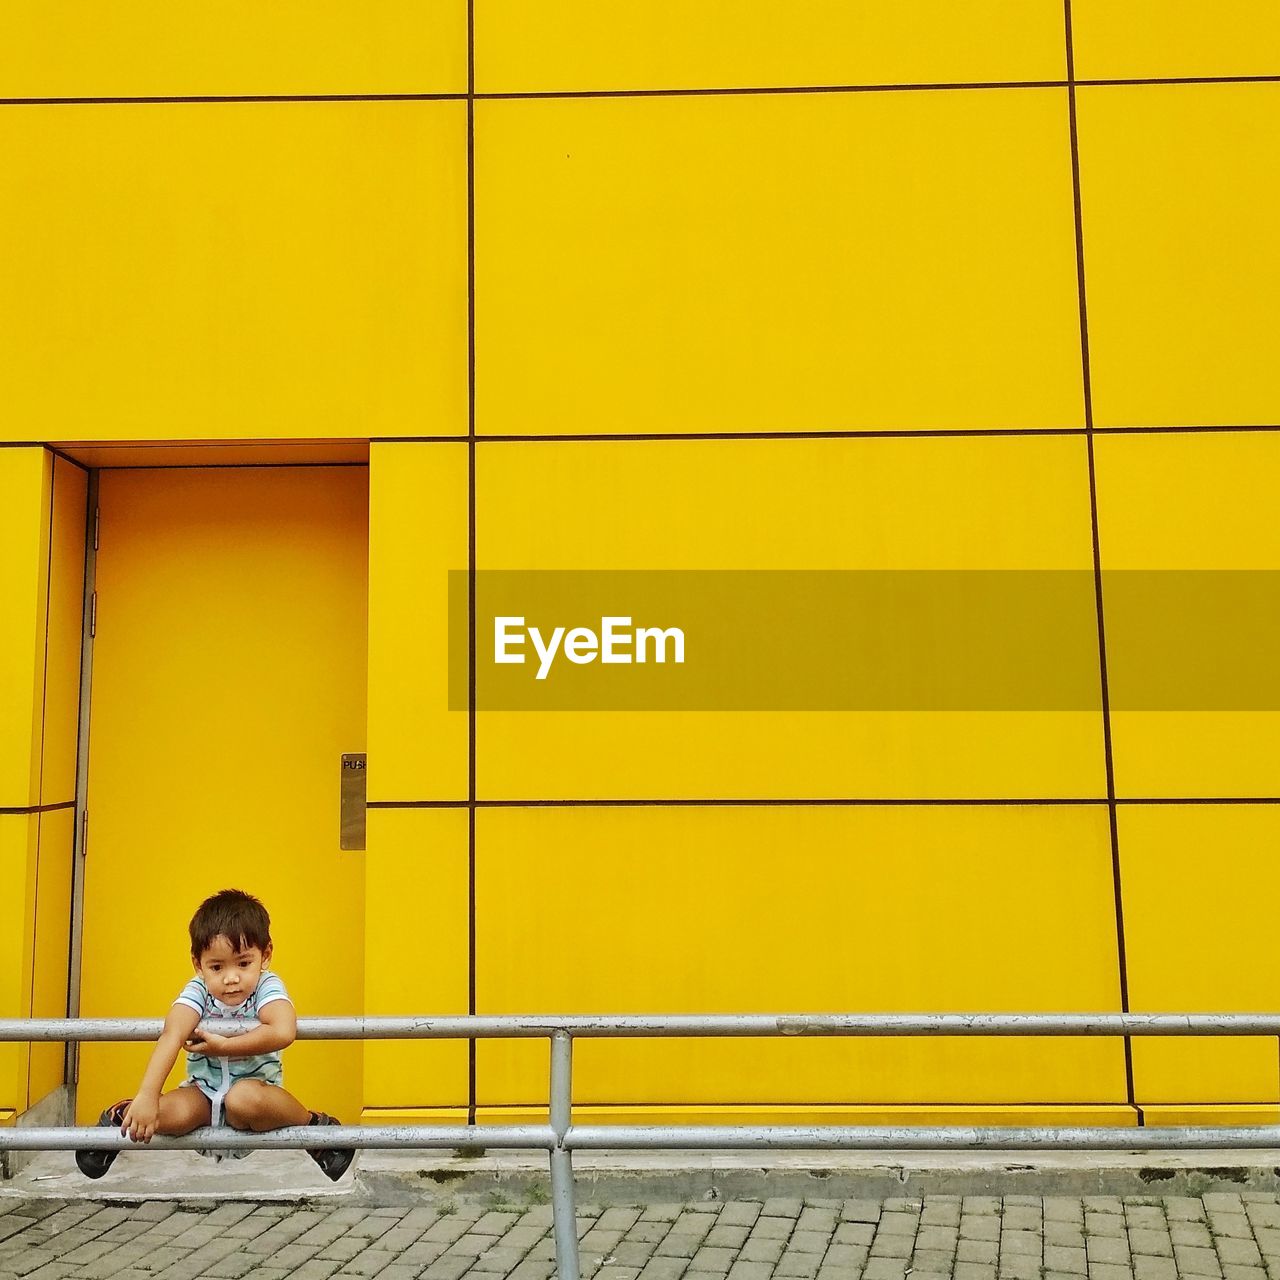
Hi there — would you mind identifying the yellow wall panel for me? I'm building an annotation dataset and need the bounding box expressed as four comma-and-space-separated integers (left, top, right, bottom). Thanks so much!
477, 1105, 1136, 1127
476, 806, 1126, 1108
0, 448, 51, 809
1073, 2, 1280, 81
476, 1, 1066, 94
0, 816, 37, 1113
477, 436, 1105, 800
0, 3, 466, 98
1096, 432, 1280, 798
1079, 85, 1280, 429
364, 809, 470, 1108
1120, 806, 1280, 1104
476, 90, 1084, 436
39, 458, 87, 806
26, 807, 75, 1108
0, 102, 467, 442
368, 443, 468, 802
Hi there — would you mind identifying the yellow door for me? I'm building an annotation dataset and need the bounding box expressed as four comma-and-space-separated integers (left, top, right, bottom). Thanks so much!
77, 466, 368, 1124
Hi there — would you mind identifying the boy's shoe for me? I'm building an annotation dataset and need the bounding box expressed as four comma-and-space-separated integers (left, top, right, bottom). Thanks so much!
74, 1099, 131, 1179
305, 1111, 354, 1181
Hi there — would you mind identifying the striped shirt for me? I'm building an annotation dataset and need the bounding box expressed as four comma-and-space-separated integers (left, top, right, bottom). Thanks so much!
173, 970, 291, 1088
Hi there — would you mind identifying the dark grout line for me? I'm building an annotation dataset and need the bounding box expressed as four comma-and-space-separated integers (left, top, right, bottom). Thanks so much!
1065, 0, 1137, 1126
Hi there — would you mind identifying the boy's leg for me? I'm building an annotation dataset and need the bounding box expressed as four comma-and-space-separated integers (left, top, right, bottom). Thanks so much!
154, 1086, 212, 1135
224, 1080, 312, 1132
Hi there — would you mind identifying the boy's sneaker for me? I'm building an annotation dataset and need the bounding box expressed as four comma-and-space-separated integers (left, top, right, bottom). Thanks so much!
305, 1112, 354, 1181
74, 1099, 131, 1179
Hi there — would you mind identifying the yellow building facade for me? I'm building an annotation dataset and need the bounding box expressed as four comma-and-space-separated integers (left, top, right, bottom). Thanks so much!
3, 3, 1280, 1135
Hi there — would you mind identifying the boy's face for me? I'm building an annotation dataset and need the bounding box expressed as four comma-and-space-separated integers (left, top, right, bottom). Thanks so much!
193, 934, 272, 1008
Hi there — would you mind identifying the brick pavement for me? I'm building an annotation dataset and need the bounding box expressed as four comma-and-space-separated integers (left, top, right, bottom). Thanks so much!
4, 1193, 1280, 1280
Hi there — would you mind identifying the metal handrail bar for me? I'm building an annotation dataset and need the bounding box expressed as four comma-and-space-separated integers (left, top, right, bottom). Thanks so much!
4, 1013, 1280, 1280
5, 1012, 1280, 1040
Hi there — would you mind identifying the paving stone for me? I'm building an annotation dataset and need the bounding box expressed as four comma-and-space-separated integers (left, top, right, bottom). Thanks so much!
883, 1200, 923, 1214
1088, 1213, 1130, 1238
1127, 1208, 1168, 1230
201, 1256, 260, 1279
422, 1255, 474, 1280
861, 1260, 908, 1280
961, 1217, 1001, 1242
788, 1232, 832, 1256
687, 1246, 737, 1273
954, 1264, 997, 1280
639, 1259, 691, 1280
704, 1226, 749, 1250
842, 1201, 882, 1225
1219, 1241, 1266, 1268
1165, 1201, 1208, 1223
1133, 1258, 1177, 1280
1222, 1268, 1269, 1280
1085, 1200, 1126, 1214
597, 1209, 643, 1233
614, 1243, 662, 1268
869, 1233, 912, 1260
1176, 1245, 1225, 1278
1206, 1199, 1248, 1215
1003, 1207, 1042, 1231
472, 1245, 533, 1272
725, 1263, 771, 1280
740, 1238, 785, 1264
1129, 1230, 1174, 1258
1212, 1216, 1257, 1241
958, 1240, 1000, 1265
508, 1262, 556, 1280
1249, 1209, 1280, 1232
797, 1209, 838, 1235
472, 1212, 522, 1237
1175, 1225, 1216, 1249
1001, 1231, 1042, 1259
718, 1205, 762, 1229
916, 1226, 958, 1253
24, 1265, 80, 1280
774, 1254, 821, 1279
1047, 1223, 1087, 1249
628, 1223, 673, 1245
834, 1223, 876, 1247
1088, 1236, 1132, 1266
751, 1217, 795, 1241
1047, 1200, 1086, 1224
763, 1201, 804, 1220
1, 1254, 59, 1280
823, 1243, 869, 1268
644, 1208, 685, 1224
921, 1201, 963, 1228
320, 1238, 372, 1263
913, 1248, 956, 1272
876, 1214, 919, 1238
1045, 1244, 1089, 1274
655, 1234, 702, 1259
995, 1257, 1041, 1280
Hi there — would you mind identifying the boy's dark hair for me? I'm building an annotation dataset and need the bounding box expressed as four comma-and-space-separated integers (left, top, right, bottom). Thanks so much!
189, 888, 272, 958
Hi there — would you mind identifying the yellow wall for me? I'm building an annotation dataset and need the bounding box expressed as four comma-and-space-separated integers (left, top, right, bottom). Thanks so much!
0, 452, 86, 1117
4, 4, 1280, 1126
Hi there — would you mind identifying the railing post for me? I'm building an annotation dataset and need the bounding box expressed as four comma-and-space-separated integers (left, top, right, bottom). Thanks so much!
549, 1029, 581, 1280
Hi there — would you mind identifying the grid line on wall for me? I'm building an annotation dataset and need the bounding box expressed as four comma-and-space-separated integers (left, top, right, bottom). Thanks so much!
466, 0, 479, 1128
4, 72, 1280, 107
1064, 0, 1136, 1120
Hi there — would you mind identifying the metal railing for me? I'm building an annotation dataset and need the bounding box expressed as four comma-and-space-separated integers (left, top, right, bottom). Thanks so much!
5, 1013, 1280, 1280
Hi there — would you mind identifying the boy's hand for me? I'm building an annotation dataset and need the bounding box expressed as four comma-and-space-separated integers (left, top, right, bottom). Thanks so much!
184, 1026, 234, 1057
122, 1095, 159, 1143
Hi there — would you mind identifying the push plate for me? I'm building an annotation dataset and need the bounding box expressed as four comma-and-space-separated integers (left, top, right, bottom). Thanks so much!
340, 752, 367, 851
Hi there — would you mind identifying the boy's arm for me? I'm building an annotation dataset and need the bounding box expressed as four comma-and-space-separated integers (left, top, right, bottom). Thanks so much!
122, 1003, 201, 1142
187, 999, 296, 1059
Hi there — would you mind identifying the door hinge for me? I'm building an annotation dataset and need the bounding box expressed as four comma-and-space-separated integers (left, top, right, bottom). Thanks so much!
93, 506, 100, 551
80, 808, 89, 859
90, 591, 97, 638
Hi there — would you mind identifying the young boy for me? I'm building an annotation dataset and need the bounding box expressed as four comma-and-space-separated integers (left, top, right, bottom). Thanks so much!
75, 888, 353, 1181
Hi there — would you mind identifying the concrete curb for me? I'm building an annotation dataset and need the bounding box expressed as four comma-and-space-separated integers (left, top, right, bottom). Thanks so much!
7, 1148, 1280, 1206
